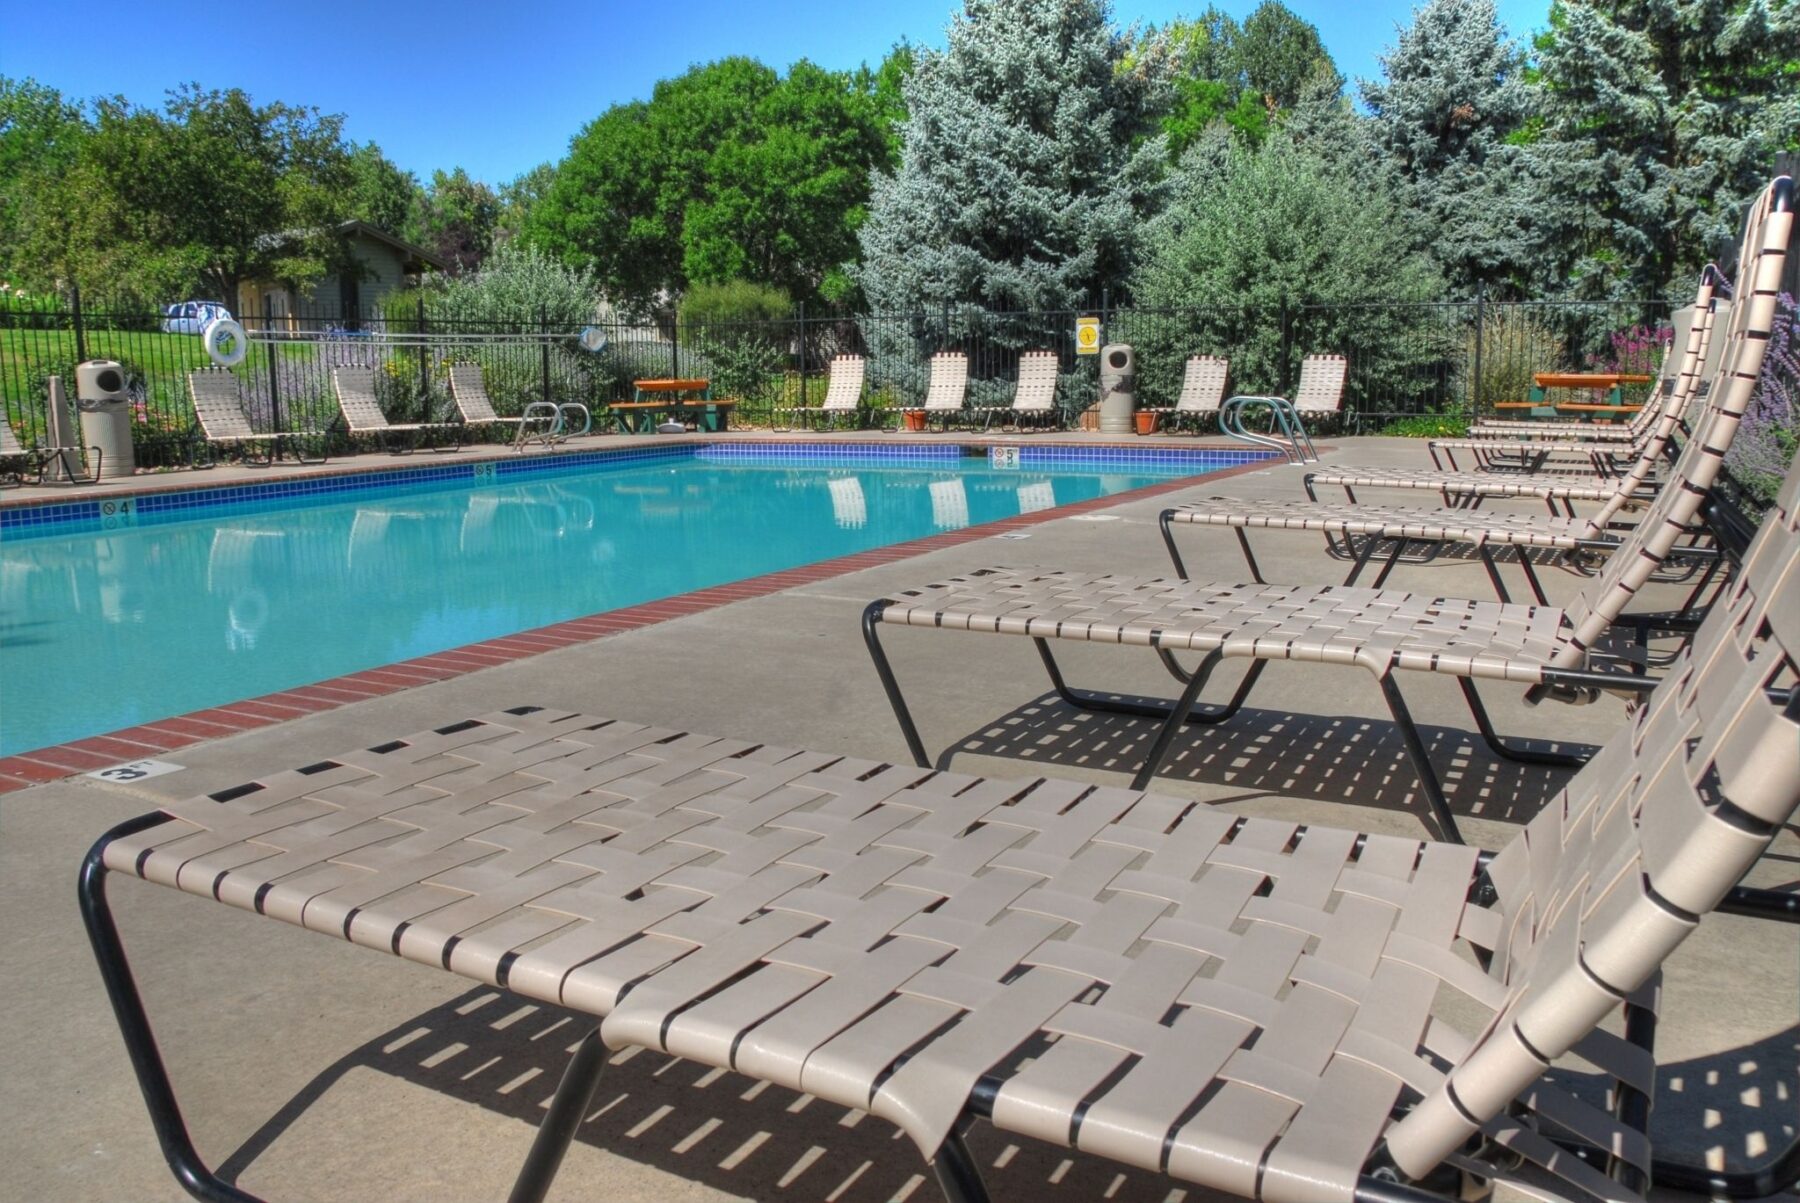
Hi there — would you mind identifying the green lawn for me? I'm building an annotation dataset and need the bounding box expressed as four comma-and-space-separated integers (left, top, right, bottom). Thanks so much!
0, 328, 319, 405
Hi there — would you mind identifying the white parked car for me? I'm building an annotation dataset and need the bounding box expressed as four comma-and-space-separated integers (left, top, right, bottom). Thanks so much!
161, 301, 232, 335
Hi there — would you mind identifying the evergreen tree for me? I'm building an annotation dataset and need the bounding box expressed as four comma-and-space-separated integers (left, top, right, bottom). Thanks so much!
1360, 0, 1542, 296
856, 0, 1162, 316
1529, 0, 1799, 298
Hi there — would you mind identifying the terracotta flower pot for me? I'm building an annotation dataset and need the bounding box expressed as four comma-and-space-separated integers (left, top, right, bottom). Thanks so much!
902, 410, 928, 432
1134, 412, 1160, 435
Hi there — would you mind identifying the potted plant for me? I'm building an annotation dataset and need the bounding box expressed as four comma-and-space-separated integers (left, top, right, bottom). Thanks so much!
902, 409, 928, 432
1134, 410, 1160, 435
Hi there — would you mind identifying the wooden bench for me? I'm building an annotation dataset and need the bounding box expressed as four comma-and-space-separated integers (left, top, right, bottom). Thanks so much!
610, 378, 735, 433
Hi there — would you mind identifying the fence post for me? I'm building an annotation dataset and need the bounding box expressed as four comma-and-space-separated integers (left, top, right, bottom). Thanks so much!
670, 309, 680, 381
267, 329, 283, 440
540, 305, 552, 411
416, 293, 431, 422
797, 302, 807, 409
1472, 282, 1485, 416
1278, 299, 1291, 394
71, 280, 87, 364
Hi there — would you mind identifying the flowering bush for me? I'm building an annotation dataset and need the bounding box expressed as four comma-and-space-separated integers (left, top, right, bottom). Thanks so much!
1726, 292, 1800, 510
1584, 323, 1672, 403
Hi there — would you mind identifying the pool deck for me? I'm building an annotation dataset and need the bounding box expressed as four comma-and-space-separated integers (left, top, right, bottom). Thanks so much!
3, 434, 1794, 1202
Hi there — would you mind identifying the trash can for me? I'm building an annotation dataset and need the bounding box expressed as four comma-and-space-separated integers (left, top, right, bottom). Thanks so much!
1098, 343, 1136, 435
77, 360, 135, 479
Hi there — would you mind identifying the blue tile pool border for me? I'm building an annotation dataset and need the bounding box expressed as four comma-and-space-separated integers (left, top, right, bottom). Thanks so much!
0, 440, 1281, 542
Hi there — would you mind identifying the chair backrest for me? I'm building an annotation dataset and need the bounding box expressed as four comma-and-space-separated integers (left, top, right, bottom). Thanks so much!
187, 368, 256, 441
1553, 174, 1792, 667
332, 365, 390, 432
1291, 354, 1346, 414
1385, 440, 1800, 1179
1175, 356, 1229, 413
923, 353, 969, 412
448, 362, 499, 423
0, 416, 27, 458
1012, 351, 1060, 413
822, 355, 866, 411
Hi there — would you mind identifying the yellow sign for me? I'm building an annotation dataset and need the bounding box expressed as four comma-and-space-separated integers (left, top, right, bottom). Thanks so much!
1075, 315, 1101, 355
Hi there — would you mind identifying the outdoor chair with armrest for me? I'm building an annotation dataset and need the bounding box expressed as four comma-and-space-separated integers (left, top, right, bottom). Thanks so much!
899, 351, 970, 430
1159, 265, 1728, 606
970, 350, 1061, 431
774, 354, 865, 431
188, 367, 327, 467
78, 450, 1800, 1203
1140, 355, 1228, 433
331, 364, 458, 453
861, 177, 1791, 847
448, 361, 573, 450
0, 408, 98, 486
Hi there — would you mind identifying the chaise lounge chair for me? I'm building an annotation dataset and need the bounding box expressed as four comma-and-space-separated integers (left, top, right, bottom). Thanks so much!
972, 349, 1061, 431
78, 451, 1800, 1203
1160, 266, 1728, 606
1141, 354, 1228, 433
331, 364, 459, 453
898, 351, 970, 430
775, 354, 866, 431
447, 361, 576, 450
860, 178, 1791, 846
0, 408, 98, 486
188, 367, 327, 467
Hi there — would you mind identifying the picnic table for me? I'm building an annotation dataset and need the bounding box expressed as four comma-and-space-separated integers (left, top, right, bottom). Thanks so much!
609, 378, 735, 433
1491, 371, 1654, 422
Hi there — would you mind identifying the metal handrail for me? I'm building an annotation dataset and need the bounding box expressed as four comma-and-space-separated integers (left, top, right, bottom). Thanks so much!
1219, 394, 1320, 463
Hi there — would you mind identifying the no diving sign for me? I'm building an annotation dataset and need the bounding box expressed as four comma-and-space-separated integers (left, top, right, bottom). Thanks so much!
1075, 315, 1101, 355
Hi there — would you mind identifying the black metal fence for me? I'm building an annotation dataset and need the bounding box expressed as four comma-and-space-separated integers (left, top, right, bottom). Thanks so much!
0, 290, 1676, 466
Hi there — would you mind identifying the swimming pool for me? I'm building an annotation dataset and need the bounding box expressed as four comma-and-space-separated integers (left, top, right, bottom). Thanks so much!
0, 443, 1269, 755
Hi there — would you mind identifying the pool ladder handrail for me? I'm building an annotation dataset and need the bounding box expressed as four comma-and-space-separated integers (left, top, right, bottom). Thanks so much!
1219, 394, 1320, 464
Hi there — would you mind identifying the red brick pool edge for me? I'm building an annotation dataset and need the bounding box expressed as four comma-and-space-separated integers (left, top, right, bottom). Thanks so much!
0, 454, 1285, 792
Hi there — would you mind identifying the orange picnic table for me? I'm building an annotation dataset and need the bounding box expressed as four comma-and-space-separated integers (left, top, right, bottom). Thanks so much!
1492, 371, 1655, 422
609, 378, 736, 433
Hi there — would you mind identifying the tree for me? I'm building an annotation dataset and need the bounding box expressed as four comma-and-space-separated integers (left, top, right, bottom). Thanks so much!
410, 167, 500, 274
524, 57, 888, 310
344, 141, 418, 234
1528, 0, 1800, 299
12, 85, 355, 304
498, 162, 555, 244
1131, 128, 1443, 408
1360, 0, 1543, 296
856, 0, 1163, 316
0, 78, 89, 286
1137, 3, 1339, 158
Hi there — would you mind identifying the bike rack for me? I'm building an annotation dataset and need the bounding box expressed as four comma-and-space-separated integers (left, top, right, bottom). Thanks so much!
1219, 394, 1320, 464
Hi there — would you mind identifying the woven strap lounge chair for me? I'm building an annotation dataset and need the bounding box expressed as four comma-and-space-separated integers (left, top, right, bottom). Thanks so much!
1161, 267, 1731, 606
80, 456, 1800, 1203
862, 186, 1791, 845
899, 352, 971, 430
331, 365, 458, 453
447, 361, 576, 450
1141, 355, 1228, 432
187, 367, 327, 467
0, 408, 97, 486
775, 354, 865, 431
973, 350, 1061, 431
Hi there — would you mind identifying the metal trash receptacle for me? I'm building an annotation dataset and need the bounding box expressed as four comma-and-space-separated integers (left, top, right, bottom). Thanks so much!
1098, 343, 1136, 434
77, 360, 135, 479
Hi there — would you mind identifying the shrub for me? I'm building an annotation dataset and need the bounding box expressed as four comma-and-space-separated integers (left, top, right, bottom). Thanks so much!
678, 279, 791, 327
678, 280, 792, 406
1726, 292, 1799, 510
1379, 411, 1470, 438
1455, 305, 1566, 412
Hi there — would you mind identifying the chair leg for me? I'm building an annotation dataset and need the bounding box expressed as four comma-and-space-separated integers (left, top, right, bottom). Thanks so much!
1374, 675, 1464, 844
506, 1028, 610, 1203
930, 1124, 993, 1203
79, 814, 267, 1203
862, 602, 931, 768
1456, 678, 1587, 768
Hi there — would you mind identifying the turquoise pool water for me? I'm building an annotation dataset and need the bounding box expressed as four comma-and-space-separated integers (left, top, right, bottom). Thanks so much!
0, 447, 1254, 756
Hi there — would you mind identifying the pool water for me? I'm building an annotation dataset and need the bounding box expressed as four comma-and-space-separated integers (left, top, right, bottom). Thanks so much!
0, 449, 1246, 755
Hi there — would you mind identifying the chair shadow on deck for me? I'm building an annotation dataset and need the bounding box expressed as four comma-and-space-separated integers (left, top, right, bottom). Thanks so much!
937, 691, 1594, 831
214, 987, 1189, 1203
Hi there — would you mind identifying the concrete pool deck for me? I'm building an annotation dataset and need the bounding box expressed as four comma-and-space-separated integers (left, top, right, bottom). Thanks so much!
3, 435, 1794, 1202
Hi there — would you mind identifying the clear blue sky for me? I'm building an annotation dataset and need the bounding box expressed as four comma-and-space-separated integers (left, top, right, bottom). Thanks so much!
3, 0, 1549, 187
